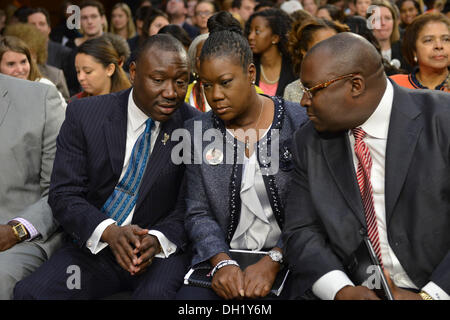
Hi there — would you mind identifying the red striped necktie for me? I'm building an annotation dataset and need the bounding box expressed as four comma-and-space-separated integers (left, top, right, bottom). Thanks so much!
352, 127, 384, 267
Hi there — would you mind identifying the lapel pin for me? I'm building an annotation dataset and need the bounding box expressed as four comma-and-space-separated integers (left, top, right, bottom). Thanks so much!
205, 148, 223, 165
162, 133, 170, 145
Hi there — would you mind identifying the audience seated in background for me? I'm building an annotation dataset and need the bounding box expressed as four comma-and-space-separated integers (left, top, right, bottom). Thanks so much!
165, 0, 200, 39
245, 8, 296, 96
24, 7, 74, 100
71, 36, 131, 101
391, 12, 449, 91
284, 18, 349, 104
4, 23, 70, 102
193, 0, 218, 34
110, 2, 137, 40
0, 34, 67, 108
158, 24, 192, 52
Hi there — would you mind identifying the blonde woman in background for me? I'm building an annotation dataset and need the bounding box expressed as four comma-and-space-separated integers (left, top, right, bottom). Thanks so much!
110, 3, 137, 40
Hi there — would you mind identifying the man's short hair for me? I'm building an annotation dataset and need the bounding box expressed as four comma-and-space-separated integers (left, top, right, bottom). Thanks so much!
27, 7, 51, 26
135, 34, 186, 64
80, 0, 105, 16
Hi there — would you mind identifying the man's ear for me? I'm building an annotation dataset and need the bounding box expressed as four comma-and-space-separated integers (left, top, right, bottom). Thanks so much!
350, 74, 365, 97
129, 61, 136, 84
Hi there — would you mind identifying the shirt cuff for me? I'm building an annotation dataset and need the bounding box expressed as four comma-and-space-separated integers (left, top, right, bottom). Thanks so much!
422, 282, 450, 300
10, 218, 40, 241
86, 219, 116, 254
148, 230, 177, 258
312, 270, 355, 300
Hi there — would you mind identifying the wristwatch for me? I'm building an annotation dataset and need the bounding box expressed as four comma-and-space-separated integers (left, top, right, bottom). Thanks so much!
8, 221, 29, 242
267, 250, 283, 264
419, 291, 433, 300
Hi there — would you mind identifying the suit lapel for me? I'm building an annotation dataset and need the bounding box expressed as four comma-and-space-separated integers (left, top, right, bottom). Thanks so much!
321, 132, 367, 227
135, 112, 180, 210
385, 84, 423, 224
103, 91, 129, 177
0, 85, 10, 127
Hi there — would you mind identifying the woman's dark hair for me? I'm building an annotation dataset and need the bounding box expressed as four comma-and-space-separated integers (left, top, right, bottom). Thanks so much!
396, 0, 422, 17
402, 12, 450, 66
142, 8, 169, 38
244, 8, 293, 58
158, 24, 192, 49
318, 4, 345, 22
200, 11, 252, 70
288, 18, 349, 76
77, 37, 131, 92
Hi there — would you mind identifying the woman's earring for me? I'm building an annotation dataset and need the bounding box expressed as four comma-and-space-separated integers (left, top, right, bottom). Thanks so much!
252, 80, 255, 85
414, 56, 418, 63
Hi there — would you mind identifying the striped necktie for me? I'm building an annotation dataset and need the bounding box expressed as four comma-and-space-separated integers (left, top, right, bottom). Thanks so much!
101, 118, 153, 225
352, 127, 384, 267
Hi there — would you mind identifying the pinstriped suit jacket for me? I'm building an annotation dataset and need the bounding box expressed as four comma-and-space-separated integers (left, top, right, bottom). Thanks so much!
48, 88, 200, 251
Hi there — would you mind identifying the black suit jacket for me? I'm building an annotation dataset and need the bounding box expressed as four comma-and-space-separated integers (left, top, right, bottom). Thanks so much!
48, 88, 200, 252
282, 80, 450, 297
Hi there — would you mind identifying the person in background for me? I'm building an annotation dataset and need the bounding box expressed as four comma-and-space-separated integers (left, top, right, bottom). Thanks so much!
396, 0, 422, 32
317, 4, 345, 22
66, 0, 106, 49
255, 0, 275, 13
71, 37, 131, 101
0, 34, 67, 108
193, 0, 217, 34
0, 70, 65, 299
187, 0, 198, 25
4, 22, 70, 102
49, 1, 82, 46
158, 24, 192, 52
302, 0, 319, 16
284, 18, 349, 103
229, 0, 256, 28
103, 32, 131, 70
25, 7, 74, 100
370, 0, 410, 71
246, 8, 296, 97
110, 3, 137, 41
354, 0, 371, 17
176, 11, 309, 300
165, 0, 200, 39
391, 12, 449, 91
143, 9, 171, 38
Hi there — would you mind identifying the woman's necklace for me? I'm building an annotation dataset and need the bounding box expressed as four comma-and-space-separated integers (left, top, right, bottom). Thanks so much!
260, 64, 280, 84
244, 97, 265, 154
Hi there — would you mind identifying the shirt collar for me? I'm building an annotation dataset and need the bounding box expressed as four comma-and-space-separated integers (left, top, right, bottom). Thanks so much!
127, 88, 160, 132
358, 79, 393, 140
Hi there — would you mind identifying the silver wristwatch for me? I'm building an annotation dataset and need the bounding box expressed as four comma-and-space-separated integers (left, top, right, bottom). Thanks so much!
268, 250, 283, 264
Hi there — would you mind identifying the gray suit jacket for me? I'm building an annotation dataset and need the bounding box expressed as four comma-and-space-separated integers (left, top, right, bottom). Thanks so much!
0, 74, 65, 257
184, 96, 309, 266
283, 81, 450, 297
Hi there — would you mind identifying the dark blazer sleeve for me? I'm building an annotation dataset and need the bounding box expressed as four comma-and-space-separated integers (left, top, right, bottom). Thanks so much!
48, 101, 111, 246
183, 116, 231, 267
282, 125, 347, 296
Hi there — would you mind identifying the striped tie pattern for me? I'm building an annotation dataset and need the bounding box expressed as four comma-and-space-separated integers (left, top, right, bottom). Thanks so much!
352, 128, 383, 267
101, 118, 153, 225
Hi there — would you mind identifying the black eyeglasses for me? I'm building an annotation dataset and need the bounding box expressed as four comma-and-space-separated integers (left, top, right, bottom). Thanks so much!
300, 73, 358, 99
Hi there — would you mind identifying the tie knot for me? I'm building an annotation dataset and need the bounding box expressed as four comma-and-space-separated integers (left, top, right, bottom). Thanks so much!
352, 127, 366, 142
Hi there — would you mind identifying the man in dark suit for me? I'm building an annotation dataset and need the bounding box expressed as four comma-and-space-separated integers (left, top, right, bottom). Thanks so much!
14, 34, 200, 299
283, 33, 450, 300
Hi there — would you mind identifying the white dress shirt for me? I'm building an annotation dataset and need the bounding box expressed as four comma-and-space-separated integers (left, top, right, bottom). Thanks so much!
85, 89, 177, 258
312, 81, 449, 300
